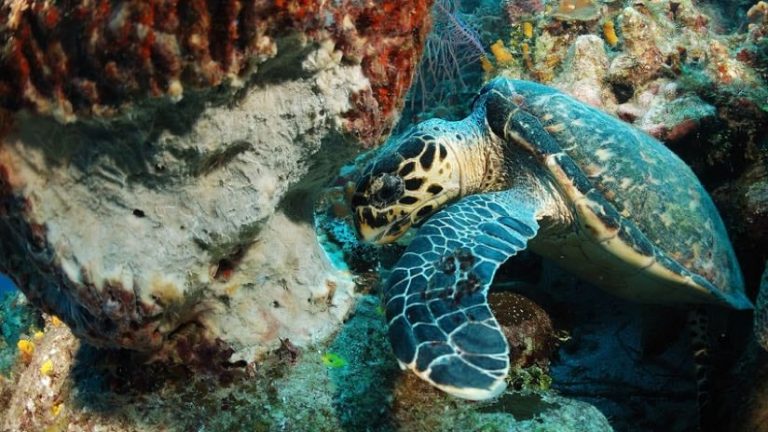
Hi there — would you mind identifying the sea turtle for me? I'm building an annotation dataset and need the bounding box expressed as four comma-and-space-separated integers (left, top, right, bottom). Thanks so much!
350, 78, 752, 400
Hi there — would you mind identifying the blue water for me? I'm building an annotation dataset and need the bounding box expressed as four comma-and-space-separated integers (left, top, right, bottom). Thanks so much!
0, 273, 16, 294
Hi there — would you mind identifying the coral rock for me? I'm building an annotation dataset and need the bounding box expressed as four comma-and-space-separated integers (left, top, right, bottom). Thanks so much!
0, 0, 431, 146
636, 94, 716, 142
748, 1, 768, 24
609, 7, 664, 85
553, 35, 617, 110
488, 291, 558, 369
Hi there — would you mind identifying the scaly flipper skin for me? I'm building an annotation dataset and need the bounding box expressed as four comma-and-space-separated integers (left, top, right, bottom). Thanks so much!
384, 190, 542, 400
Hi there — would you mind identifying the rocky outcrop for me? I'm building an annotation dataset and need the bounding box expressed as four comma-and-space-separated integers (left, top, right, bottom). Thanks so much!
0, 0, 432, 362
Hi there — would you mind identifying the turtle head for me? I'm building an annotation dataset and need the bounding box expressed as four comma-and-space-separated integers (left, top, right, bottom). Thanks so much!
351, 121, 462, 243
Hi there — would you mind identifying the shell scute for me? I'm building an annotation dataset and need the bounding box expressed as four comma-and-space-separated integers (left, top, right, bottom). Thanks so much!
480, 78, 747, 307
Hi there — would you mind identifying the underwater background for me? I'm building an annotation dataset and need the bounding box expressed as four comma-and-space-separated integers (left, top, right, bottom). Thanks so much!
0, 0, 767, 431
0, 276, 12, 295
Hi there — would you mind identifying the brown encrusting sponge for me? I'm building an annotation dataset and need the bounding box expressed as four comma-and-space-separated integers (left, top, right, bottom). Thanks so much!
0, 0, 431, 145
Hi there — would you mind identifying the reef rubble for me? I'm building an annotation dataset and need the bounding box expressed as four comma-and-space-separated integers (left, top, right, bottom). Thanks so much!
0, 295, 612, 431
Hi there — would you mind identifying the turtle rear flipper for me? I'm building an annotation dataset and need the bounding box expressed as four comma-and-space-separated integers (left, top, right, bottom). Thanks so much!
384, 189, 545, 400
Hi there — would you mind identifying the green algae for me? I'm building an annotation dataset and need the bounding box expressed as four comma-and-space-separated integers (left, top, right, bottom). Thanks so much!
509, 365, 554, 393
321, 352, 347, 368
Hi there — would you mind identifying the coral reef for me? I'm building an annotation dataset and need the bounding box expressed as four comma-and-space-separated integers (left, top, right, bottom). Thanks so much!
2, 0, 765, 429
0, 0, 432, 362
0, 295, 612, 431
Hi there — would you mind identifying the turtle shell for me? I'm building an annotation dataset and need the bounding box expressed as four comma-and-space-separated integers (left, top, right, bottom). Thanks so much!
481, 79, 749, 308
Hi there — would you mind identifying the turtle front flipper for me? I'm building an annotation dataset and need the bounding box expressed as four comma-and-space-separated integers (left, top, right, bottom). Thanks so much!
384, 190, 542, 400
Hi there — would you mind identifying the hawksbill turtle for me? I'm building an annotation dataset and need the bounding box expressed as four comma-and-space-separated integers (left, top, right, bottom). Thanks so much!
350, 78, 752, 400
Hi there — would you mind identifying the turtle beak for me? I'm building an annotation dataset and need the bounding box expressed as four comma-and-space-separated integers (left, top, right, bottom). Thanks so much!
354, 209, 412, 244
355, 217, 400, 244
356, 220, 384, 243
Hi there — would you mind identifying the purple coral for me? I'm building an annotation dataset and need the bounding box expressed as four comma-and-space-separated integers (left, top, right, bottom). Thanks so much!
409, 0, 487, 115
503, 0, 544, 22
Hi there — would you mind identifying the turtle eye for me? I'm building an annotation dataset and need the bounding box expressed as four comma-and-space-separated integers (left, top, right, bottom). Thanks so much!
370, 173, 404, 207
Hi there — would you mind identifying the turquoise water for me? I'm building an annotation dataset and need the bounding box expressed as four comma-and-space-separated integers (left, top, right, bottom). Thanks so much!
0, 274, 14, 295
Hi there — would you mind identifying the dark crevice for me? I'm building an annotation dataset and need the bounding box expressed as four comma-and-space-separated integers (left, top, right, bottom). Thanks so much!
207, 0, 227, 68
20, 23, 52, 99
213, 247, 246, 281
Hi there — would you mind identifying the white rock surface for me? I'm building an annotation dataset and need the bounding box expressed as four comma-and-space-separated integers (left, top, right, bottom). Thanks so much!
553, 35, 618, 111
0, 40, 363, 358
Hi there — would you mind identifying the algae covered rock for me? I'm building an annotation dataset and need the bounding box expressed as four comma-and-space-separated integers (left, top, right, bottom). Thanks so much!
489, 291, 560, 371
635, 94, 716, 142
607, 7, 664, 86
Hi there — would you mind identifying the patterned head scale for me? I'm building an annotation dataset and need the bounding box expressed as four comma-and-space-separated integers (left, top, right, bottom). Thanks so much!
351, 120, 463, 244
